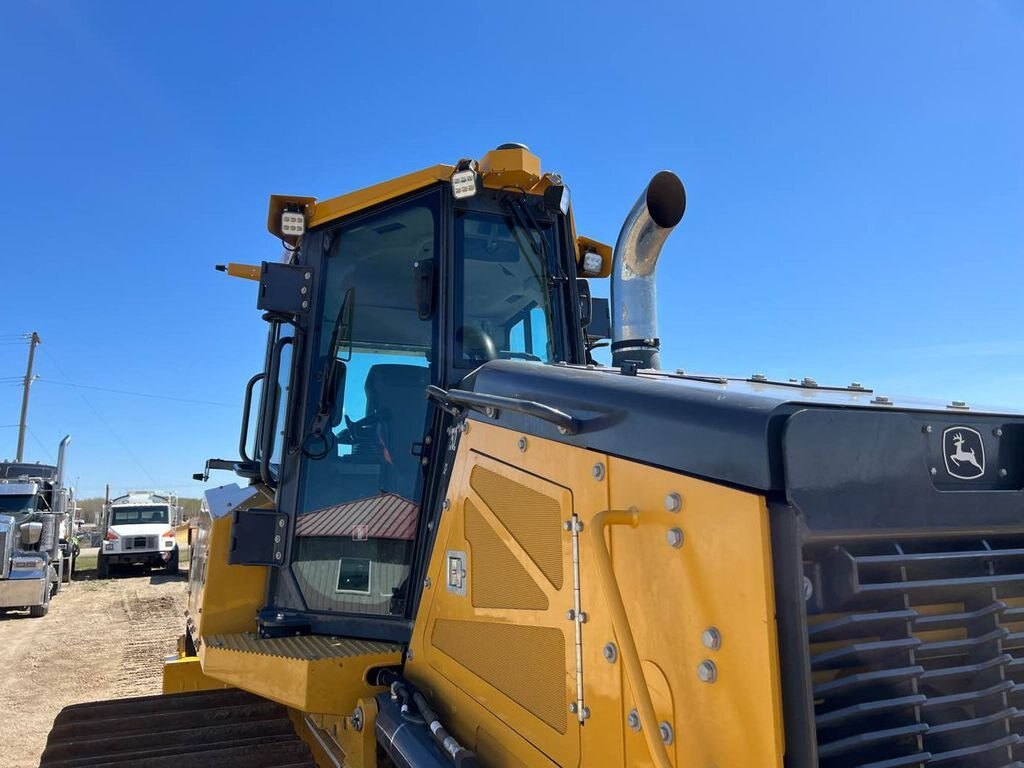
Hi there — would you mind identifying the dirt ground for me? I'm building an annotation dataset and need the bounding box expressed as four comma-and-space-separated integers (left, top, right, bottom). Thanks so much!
0, 549, 189, 768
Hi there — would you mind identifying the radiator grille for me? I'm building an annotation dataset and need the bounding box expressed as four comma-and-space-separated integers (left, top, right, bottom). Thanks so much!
122, 536, 156, 551
806, 535, 1024, 767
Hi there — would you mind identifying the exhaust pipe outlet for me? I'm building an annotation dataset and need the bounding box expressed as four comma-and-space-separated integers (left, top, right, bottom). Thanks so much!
610, 171, 686, 369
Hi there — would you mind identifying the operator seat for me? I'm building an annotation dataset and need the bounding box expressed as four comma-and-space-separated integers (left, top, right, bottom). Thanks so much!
362, 364, 431, 499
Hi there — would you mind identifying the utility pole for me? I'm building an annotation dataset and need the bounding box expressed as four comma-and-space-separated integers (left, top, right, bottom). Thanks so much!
16, 332, 40, 461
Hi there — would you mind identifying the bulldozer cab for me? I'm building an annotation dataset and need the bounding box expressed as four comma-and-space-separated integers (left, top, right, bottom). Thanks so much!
243, 164, 588, 641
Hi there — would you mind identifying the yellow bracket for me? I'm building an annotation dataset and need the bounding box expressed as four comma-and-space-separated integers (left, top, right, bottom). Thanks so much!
591, 508, 673, 768
217, 263, 262, 281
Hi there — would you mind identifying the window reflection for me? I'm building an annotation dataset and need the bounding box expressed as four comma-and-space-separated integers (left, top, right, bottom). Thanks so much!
293, 199, 436, 616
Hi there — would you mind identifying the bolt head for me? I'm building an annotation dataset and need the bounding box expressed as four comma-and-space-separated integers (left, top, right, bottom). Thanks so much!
518, 436, 528, 451
424, 577, 431, 589
442, 499, 451, 511
702, 627, 722, 650
568, 702, 578, 714
592, 462, 605, 480
659, 721, 674, 745
1000, 468, 1008, 478
484, 406, 496, 418
666, 528, 684, 549
872, 395, 891, 405
603, 642, 618, 663
995, 427, 1004, 437
563, 520, 573, 531
751, 373, 767, 382
580, 706, 591, 720
664, 492, 682, 513
697, 660, 718, 683
566, 609, 576, 621
930, 467, 938, 476
627, 709, 641, 731
801, 576, 814, 601
923, 425, 933, 434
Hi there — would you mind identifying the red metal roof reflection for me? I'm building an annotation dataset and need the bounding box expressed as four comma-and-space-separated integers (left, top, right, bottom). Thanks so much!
295, 493, 418, 541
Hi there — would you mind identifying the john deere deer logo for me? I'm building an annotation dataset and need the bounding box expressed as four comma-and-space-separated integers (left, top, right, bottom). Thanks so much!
943, 427, 985, 480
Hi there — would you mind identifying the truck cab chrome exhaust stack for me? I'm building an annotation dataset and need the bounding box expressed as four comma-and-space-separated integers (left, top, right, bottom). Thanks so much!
610, 171, 686, 369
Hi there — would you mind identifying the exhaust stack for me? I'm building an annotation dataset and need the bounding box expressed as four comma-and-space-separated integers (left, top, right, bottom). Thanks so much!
610, 171, 686, 369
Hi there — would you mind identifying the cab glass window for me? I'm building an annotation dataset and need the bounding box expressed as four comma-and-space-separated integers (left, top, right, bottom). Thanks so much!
455, 210, 557, 365
292, 194, 437, 617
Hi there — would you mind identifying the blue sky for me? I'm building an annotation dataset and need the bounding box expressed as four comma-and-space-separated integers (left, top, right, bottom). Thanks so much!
1, 1, 1022, 498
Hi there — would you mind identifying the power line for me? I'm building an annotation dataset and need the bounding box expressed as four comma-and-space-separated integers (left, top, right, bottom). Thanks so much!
37, 378, 236, 408
26, 427, 56, 462
38, 347, 159, 486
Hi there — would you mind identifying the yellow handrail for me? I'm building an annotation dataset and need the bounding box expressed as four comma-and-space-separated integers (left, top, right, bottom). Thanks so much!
590, 508, 673, 768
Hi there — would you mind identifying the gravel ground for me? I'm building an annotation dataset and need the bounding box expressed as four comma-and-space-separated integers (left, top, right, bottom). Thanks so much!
0, 554, 188, 768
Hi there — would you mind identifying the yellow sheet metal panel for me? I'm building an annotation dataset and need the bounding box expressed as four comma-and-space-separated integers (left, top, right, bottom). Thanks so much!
407, 428, 587, 767
602, 457, 784, 767
199, 632, 401, 716
161, 656, 230, 694
307, 165, 452, 230
409, 421, 782, 767
189, 510, 267, 638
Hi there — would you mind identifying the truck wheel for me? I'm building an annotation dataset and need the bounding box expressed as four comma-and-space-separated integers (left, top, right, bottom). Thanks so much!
61, 557, 72, 583
30, 603, 49, 618
97, 553, 110, 580
166, 546, 180, 575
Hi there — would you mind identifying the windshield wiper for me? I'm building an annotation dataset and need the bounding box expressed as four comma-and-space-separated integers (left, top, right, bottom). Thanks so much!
302, 287, 354, 459
503, 197, 567, 282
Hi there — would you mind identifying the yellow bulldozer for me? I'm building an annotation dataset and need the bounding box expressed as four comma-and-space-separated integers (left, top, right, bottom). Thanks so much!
42, 145, 1024, 767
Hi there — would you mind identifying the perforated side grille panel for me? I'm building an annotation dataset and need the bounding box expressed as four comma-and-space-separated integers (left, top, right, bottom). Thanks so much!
470, 466, 563, 589
465, 500, 548, 610
806, 535, 1024, 767
432, 618, 567, 734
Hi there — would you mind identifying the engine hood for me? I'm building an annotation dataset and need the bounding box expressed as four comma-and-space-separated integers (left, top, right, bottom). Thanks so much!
462, 360, 1024, 495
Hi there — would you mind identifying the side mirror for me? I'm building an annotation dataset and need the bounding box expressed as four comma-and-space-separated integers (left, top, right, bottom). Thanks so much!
414, 259, 435, 320
588, 297, 612, 341
21, 521, 43, 546
325, 359, 348, 428
577, 279, 594, 328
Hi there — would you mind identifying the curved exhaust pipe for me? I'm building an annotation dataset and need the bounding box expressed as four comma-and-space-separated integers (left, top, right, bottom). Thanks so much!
610, 171, 686, 369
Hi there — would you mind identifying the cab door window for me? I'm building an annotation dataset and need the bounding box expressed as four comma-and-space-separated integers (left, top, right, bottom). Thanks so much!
293, 194, 438, 617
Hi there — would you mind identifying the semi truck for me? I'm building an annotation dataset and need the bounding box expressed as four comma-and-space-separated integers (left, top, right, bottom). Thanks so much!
0, 435, 74, 618
97, 490, 181, 578
44, 145, 1024, 767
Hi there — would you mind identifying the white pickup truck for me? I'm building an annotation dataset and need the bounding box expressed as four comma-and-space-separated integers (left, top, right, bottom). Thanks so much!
98, 491, 180, 578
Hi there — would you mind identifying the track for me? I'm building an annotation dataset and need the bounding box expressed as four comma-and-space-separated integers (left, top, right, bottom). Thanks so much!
0, 562, 187, 768
39, 689, 315, 767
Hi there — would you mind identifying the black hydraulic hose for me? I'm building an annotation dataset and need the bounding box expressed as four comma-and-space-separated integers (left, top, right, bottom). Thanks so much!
412, 690, 477, 767
374, 668, 476, 766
